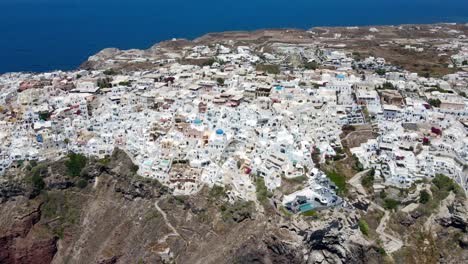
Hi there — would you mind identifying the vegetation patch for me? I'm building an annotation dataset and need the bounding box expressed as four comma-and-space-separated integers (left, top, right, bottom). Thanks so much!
301, 210, 318, 218
303, 61, 318, 70
220, 200, 255, 223
361, 169, 375, 191
361, 209, 384, 239
383, 198, 400, 210
324, 170, 347, 196
172, 195, 189, 205
103, 68, 119, 75
209, 184, 227, 198
256, 64, 280, 74
41, 191, 83, 239
279, 206, 293, 218
428, 98, 441, 108
25, 164, 48, 194
282, 175, 307, 185
65, 152, 88, 177
255, 176, 273, 204
76, 179, 88, 189
418, 174, 465, 215
359, 219, 370, 236
419, 189, 431, 204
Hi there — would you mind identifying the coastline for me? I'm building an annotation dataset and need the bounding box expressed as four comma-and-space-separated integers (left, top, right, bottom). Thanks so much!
1, 22, 467, 75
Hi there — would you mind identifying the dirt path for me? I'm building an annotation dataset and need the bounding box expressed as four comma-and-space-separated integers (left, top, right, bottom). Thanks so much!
372, 203, 403, 254
348, 170, 403, 254
348, 169, 370, 195
155, 199, 181, 243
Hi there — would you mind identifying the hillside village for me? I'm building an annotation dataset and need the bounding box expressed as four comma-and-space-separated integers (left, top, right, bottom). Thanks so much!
0, 37, 467, 216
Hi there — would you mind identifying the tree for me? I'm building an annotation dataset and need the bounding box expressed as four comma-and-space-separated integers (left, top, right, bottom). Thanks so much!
304, 61, 318, 70
65, 152, 88, 177
97, 78, 112, 88
103, 69, 118, 75
462, 60, 467, 66
119, 81, 132, 87
216, 78, 225, 86
39, 111, 51, 121
31, 173, 45, 191
382, 82, 395, 90
383, 198, 399, 210
375, 68, 386, 76
76, 179, 88, 189
428, 98, 441, 108
419, 190, 431, 204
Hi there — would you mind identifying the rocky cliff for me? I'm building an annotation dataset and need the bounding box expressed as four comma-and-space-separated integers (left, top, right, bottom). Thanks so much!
0, 149, 466, 264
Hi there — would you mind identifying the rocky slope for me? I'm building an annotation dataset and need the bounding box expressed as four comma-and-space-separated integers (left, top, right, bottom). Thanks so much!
0, 149, 466, 264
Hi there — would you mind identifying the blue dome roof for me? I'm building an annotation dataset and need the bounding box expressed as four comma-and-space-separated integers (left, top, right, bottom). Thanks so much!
216, 129, 224, 135
194, 119, 202, 124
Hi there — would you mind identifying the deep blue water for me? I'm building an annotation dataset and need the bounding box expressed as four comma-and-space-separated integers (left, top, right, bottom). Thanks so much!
0, 0, 467, 73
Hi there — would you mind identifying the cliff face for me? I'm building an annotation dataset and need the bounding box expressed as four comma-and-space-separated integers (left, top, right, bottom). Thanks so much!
0, 149, 466, 264
0, 198, 57, 264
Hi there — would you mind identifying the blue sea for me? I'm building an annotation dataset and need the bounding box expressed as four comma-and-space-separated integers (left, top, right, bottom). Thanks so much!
0, 0, 467, 73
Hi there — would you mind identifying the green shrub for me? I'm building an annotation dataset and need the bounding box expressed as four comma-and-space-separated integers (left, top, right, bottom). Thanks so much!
375, 68, 386, 76
65, 152, 87, 177
98, 157, 111, 165
383, 198, 399, 210
216, 78, 225, 86
282, 175, 307, 184
428, 98, 441, 108
39, 111, 51, 121
256, 64, 280, 74
29, 160, 38, 168
76, 179, 88, 189
103, 69, 118, 75
361, 169, 375, 189
419, 190, 431, 204
118, 81, 132, 87
382, 82, 395, 89
431, 174, 464, 199
255, 177, 273, 204
220, 200, 255, 223
380, 191, 387, 199
31, 173, 46, 191
359, 219, 370, 236
209, 185, 226, 199
377, 247, 387, 256
304, 61, 318, 70
173, 195, 188, 205
301, 210, 318, 217
325, 170, 347, 195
